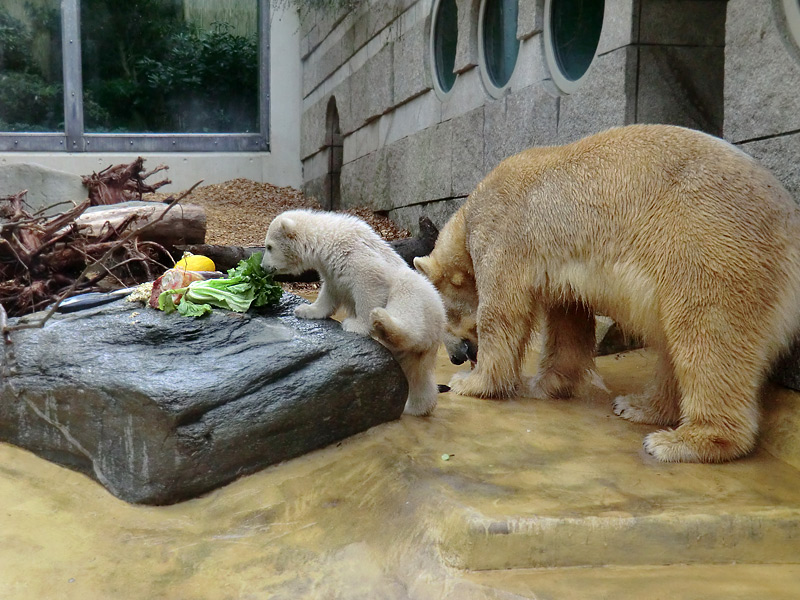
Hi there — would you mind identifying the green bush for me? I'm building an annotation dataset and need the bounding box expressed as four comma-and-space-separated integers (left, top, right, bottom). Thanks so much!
1, 1, 258, 135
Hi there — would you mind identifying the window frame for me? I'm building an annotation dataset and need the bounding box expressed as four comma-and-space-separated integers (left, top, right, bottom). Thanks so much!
543, 0, 605, 95
0, 0, 270, 153
429, 0, 459, 100
477, 0, 520, 98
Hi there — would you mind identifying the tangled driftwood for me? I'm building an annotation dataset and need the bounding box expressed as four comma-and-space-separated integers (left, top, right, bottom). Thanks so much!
82, 157, 171, 206
0, 159, 197, 319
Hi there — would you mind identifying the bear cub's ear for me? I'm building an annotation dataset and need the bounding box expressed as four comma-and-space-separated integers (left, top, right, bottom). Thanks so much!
280, 217, 298, 239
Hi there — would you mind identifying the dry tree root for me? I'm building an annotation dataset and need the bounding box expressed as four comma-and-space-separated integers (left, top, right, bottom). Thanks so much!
82, 156, 171, 206
0, 159, 195, 320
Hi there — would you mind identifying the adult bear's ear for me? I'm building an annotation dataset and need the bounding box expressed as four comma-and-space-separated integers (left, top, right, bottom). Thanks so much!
414, 256, 437, 280
280, 217, 297, 239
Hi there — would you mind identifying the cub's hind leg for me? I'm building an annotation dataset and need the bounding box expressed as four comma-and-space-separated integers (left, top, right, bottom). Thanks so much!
613, 348, 681, 426
370, 308, 439, 416
526, 301, 597, 399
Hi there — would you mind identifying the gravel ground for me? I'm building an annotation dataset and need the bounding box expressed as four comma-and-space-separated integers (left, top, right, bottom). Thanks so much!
146, 178, 410, 247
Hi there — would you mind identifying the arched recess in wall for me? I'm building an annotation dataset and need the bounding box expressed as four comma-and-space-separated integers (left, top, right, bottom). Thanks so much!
324, 97, 343, 211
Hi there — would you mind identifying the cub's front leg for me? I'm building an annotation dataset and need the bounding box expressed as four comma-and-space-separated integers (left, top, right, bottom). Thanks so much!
294, 280, 337, 319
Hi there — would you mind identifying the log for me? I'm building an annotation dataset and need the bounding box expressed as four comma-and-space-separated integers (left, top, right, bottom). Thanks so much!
76, 201, 206, 246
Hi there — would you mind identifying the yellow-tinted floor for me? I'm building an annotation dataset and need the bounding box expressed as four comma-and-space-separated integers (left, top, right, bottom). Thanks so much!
2, 346, 800, 599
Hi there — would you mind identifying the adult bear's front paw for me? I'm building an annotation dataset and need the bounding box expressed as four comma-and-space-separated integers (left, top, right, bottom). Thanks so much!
448, 370, 514, 399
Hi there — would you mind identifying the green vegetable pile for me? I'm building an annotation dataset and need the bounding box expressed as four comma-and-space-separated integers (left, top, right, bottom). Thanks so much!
158, 252, 283, 317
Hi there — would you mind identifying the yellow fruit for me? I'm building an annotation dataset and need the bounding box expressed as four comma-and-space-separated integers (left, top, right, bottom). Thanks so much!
175, 254, 215, 272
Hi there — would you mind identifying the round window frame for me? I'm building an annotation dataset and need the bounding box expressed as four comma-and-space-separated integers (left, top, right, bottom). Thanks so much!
477, 0, 520, 99
429, 0, 459, 100
784, 0, 800, 49
543, 0, 605, 94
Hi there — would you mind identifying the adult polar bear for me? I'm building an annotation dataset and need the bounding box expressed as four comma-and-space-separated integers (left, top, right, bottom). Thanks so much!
414, 124, 800, 463
261, 209, 445, 417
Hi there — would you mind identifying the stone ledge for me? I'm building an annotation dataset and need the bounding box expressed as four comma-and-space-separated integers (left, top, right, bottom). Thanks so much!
0, 294, 407, 504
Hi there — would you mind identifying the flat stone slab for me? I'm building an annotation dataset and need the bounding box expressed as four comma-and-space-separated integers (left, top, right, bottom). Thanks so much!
0, 163, 88, 216
0, 294, 407, 504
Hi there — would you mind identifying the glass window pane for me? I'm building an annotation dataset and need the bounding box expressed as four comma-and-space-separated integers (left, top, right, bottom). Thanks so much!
483, 0, 519, 88
433, 0, 458, 93
551, 0, 604, 82
80, 0, 259, 134
0, 0, 63, 133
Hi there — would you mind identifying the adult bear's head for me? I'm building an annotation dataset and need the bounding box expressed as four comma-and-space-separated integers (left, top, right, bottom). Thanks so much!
414, 211, 479, 366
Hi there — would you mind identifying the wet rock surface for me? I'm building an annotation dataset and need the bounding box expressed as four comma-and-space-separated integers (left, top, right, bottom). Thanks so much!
0, 294, 407, 504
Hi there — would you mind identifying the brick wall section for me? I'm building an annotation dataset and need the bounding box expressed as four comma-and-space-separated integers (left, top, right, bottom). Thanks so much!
725, 0, 800, 200
298, 0, 759, 233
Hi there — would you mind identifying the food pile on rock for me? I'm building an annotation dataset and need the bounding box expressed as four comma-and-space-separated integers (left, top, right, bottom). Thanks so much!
129, 251, 283, 318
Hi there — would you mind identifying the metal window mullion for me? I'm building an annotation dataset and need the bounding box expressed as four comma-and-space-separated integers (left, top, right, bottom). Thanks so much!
259, 0, 271, 151
61, 0, 85, 151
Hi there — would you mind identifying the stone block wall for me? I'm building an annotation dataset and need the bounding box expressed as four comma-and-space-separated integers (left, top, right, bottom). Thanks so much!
298, 0, 736, 233
725, 0, 800, 200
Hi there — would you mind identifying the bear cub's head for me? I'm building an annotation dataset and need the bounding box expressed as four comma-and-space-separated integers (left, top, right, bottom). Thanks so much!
261, 212, 305, 275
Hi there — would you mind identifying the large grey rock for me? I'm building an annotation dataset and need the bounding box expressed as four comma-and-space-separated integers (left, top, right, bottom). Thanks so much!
0, 163, 88, 216
0, 294, 407, 505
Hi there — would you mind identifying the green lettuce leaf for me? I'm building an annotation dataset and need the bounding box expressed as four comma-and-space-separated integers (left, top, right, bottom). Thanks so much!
177, 298, 213, 317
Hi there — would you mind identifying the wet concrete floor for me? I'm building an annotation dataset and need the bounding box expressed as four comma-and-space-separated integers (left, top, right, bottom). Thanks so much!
2, 340, 800, 599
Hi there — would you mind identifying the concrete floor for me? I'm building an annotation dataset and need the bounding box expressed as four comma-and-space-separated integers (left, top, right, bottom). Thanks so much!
2, 344, 800, 599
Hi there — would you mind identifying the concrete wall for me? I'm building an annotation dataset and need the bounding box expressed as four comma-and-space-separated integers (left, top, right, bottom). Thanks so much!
0, 4, 302, 193
299, 0, 728, 233
724, 0, 800, 200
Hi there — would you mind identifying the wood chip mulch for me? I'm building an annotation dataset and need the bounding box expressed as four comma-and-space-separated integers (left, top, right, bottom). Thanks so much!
145, 178, 409, 247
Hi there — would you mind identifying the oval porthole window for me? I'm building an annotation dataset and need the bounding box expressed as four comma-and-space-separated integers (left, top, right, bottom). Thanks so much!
784, 0, 800, 49
431, 0, 458, 96
544, 0, 605, 94
479, 0, 520, 95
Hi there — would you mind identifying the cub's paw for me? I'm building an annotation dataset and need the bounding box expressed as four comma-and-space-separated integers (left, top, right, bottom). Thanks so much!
404, 395, 437, 417
341, 317, 371, 336
613, 394, 677, 426
294, 303, 329, 320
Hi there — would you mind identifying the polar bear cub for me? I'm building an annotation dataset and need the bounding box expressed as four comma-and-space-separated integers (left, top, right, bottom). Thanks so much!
261, 209, 445, 416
